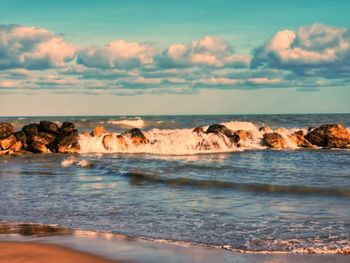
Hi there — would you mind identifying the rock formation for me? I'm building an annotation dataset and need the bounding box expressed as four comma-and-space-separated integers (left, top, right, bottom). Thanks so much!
305, 124, 350, 148
263, 132, 288, 149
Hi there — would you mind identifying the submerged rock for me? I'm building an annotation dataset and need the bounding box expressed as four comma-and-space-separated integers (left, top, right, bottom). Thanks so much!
38, 121, 59, 134
0, 134, 17, 150
288, 130, 313, 148
0, 123, 14, 139
305, 123, 350, 148
121, 128, 148, 145
91, 126, 106, 137
263, 132, 288, 149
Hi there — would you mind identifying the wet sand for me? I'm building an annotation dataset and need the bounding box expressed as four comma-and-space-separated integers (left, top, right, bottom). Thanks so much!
0, 242, 121, 263
0, 223, 348, 263
1, 237, 349, 263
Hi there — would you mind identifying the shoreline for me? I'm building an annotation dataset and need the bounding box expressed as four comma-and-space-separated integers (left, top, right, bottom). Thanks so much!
0, 223, 349, 263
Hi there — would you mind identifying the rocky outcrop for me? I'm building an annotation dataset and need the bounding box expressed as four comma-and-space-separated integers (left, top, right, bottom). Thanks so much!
288, 130, 313, 148
305, 124, 350, 148
0, 123, 14, 139
263, 132, 288, 149
121, 128, 148, 145
91, 126, 106, 137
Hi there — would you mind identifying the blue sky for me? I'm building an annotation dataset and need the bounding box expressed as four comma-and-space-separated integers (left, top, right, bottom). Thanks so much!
0, 0, 349, 115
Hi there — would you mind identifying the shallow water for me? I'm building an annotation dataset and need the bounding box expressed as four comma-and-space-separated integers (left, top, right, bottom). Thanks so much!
0, 114, 349, 253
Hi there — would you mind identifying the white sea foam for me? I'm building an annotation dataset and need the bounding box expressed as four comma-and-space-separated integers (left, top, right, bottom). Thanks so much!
61, 157, 76, 167
108, 117, 145, 128
61, 157, 92, 168
77, 159, 92, 167
78, 121, 308, 155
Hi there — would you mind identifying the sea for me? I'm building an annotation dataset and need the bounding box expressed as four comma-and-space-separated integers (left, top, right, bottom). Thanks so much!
0, 114, 349, 254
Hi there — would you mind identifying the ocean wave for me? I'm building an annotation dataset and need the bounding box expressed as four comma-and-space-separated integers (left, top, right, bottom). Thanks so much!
122, 171, 350, 197
108, 117, 145, 128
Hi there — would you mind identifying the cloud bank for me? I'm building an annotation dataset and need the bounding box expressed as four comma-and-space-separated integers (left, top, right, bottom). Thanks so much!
0, 24, 76, 69
0, 23, 349, 95
252, 24, 350, 77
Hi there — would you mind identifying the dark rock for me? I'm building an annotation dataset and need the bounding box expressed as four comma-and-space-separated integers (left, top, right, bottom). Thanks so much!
22, 123, 39, 138
50, 129, 80, 153
193, 126, 205, 134
0, 134, 17, 150
121, 128, 148, 145
34, 132, 56, 145
0, 123, 14, 139
206, 124, 233, 136
29, 141, 47, 153
38, 121, 59, 134
60, 122, 75, 133
305, 123, 350, 148
288, 130, 313, 148
14, 131, 27, 145
263, 132, 288, 149
206, 124, 237, 144
308, 127, 316, 132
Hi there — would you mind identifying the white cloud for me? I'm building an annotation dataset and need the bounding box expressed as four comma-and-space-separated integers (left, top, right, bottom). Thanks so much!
0, 24, 76, 69
77, 39, 155, 69
252, 24, 350, 77
157, 36, 250, 68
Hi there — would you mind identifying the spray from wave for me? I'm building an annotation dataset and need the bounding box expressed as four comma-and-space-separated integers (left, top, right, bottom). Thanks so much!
78, 121, 305, 155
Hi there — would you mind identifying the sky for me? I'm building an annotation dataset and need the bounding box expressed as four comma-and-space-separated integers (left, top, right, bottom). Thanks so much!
0, 0, 350, 116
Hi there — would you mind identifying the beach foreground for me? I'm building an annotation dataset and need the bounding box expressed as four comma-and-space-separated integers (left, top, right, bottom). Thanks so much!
0, 223, 349, 263
0, 242, 119, 263
0, 240, 349, 263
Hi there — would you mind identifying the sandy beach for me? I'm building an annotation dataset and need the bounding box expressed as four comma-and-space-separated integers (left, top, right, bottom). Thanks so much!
0, 242, 120, 263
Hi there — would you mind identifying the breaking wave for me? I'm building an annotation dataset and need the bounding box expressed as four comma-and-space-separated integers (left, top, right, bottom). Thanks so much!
108, 117, 145, 128
78, 121, 305, 155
